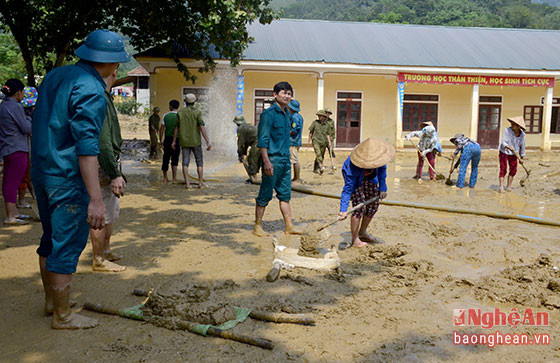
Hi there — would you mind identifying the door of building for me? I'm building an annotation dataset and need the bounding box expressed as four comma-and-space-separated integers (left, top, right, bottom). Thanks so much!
336, 92, 362, 147
477, 104, 501, 148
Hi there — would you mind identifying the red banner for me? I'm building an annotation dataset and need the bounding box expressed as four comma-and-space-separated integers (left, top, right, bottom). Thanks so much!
398, 72, 554, 88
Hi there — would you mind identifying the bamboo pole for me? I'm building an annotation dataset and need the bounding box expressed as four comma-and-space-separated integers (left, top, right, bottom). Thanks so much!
290, 186, 560, 228
83, 302, 274, 350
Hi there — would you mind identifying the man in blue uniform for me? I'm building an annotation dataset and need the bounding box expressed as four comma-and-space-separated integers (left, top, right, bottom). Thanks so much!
253, 82, 301, 237
32, 29, 129, 329
288, 99, 303, 184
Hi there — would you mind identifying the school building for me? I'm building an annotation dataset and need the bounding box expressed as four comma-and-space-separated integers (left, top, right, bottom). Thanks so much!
135, 19, 560, 150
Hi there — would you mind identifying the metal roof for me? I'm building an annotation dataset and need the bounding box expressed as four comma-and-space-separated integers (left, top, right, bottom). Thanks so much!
242, 19, 560, 71
136, 19, 560, 71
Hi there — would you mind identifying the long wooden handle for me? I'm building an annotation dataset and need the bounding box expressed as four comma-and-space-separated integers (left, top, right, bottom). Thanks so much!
318, 196, 380, 232
408, 139, 442, 175
175, 320, 274, 350
249, 311, 315, 325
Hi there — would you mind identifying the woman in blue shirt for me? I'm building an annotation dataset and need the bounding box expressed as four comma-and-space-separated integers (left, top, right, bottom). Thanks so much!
338, 138, 395, 248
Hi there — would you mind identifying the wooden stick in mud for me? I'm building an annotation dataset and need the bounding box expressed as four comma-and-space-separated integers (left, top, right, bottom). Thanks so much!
131, 289, 315, 325
83, 301, 274, 350
175, 321, 274, 350
249, 311, 315, 325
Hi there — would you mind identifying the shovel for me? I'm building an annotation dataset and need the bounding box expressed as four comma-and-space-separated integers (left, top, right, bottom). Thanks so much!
408, 139, 446, 180
317, 196, 380, 232
515, 153, 531, 187
445, 159, 461, 186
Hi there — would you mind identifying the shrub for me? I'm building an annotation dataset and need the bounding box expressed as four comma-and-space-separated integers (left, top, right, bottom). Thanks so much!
115, 98, 142, 115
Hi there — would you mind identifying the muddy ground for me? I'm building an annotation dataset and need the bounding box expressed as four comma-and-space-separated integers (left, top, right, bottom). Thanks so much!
1, 121, 560, 361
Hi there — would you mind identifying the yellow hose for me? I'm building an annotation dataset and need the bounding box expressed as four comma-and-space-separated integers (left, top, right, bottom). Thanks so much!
290, 185, 560, 228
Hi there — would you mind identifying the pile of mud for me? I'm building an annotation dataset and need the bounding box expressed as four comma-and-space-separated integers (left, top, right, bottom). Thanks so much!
520, 166, 560, 198
298, 234, 322, 257
142, 278, 239, 327
470, 254, 560, 308
121, 139, 150, 161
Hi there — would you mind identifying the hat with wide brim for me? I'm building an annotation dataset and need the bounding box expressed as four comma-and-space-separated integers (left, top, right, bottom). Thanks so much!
324, 107, 332, 114
350, 138, 395, 169
507, 116, 526, 131
75, 29, 130, 63
450, 133, 464, 144
288, 100, 300, 112
421, 121, 434, 128
233, 115, 246, 125
316, 109, 328, 117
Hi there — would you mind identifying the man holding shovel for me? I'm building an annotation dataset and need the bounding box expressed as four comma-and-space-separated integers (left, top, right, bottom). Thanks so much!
498, 116, 526, 192
338, 138, 394, 248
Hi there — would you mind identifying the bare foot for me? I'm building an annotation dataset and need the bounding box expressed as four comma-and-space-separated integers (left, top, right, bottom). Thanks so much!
358, 233, 375, 243
498, 187, 504, 193
92, 257, 126, 272
185, 184, 192, 189
162, 178, 169, 184
252, 224, 269, 237
52, 312, 99, 330
171, 178, 178, 184
104, 251, 122, 262
292, 179, 301, 185
44, 300, 78, 316
285, 225, 302, 235
352, 239, 368, 248
198, 182, 207, 189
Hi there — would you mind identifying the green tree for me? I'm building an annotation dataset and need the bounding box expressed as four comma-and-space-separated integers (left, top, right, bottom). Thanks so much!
0, 0, 276, 86
0, 30, 26, 81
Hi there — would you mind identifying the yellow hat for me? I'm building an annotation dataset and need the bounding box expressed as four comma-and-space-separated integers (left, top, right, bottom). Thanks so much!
350, 138, 395, 169
507, 116, 526, 131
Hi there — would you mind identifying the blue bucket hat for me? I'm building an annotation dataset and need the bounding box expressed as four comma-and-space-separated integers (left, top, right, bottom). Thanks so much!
75, 29, 130, 63
288, 99, 300, 112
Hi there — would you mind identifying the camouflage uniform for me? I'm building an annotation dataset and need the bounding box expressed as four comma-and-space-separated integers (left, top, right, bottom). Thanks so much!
234, 116, 261, 178
309, 111, 332, 173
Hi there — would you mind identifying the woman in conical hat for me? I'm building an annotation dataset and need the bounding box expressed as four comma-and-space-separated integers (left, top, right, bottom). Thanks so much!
498, 116, 526, 192
339, 138, 395, 248
405, 120, 442, 181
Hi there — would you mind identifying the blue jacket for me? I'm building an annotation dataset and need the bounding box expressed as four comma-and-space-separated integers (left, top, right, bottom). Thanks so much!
290, 112, 303, 147
0, 98, 31, 159
257, 102, 291, 162
339, 156, 387, 212
31, 60, 107, 187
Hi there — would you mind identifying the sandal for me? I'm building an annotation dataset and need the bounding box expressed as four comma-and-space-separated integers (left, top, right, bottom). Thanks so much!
16, 214, 31, 220
4, 218, 29, 226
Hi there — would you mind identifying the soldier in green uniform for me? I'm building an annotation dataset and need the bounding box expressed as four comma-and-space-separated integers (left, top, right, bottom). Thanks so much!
148, 107, 160, 158
308, 109, 332, 174
325, 107, 336, 159
233, 115, 260, 184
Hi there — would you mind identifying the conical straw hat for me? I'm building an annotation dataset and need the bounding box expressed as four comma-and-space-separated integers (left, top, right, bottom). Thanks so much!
507, 116, 526, 131
350, 138, 395, 169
